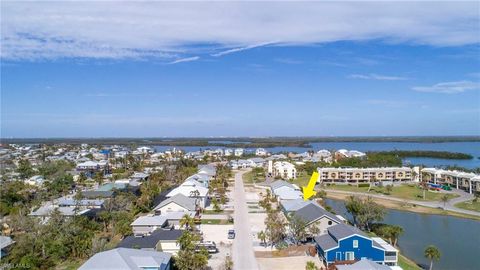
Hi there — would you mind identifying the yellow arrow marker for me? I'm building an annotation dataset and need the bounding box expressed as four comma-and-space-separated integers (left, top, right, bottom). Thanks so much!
303, 171, 318, 200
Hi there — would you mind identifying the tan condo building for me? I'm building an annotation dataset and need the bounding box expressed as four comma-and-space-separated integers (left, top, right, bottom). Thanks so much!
317, 167, 418, 184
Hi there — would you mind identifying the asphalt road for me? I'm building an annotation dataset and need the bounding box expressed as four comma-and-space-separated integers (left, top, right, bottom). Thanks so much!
232, 169, 259, 270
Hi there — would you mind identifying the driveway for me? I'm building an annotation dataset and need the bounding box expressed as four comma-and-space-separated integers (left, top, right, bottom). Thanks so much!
232, 169, 259, 270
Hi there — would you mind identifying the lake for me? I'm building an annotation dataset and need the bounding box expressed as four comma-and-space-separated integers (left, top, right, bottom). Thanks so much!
325, 198, 480, 270
155, 141, 480, 169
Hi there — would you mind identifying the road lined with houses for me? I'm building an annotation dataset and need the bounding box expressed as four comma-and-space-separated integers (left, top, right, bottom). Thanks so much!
232, 169, 259, 270
323, 188, 480, 217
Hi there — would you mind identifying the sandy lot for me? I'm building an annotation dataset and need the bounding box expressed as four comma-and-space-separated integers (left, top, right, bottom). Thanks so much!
257, 255, 324, 270
201, 224, 234, 269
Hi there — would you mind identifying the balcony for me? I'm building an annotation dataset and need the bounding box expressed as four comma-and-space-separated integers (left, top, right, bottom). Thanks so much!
385, 255, 398, 261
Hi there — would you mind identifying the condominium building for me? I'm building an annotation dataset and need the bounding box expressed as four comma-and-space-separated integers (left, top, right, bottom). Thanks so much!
273, 161, 297, 179
317, 167, 418, 184
421, 168, 480, 194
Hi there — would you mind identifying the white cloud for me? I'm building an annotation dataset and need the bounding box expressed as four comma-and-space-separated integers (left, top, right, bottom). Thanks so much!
348, 73, 408, 81
169, 56, 200, 64
1, 1, 479, 60
412, 80, 480, 94
211, 42, 274, 57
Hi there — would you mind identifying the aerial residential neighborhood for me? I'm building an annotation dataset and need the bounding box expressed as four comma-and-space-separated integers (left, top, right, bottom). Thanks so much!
2, 1, 479, 270
0, 141, 479, 270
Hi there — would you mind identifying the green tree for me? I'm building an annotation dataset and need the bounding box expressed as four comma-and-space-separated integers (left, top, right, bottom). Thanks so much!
424, 245, 441, 270
17, 159, 34, 179
180, 214, 196, 231
175, 231, 208, 270
212, 197, 221, 212
257, 230, 267, 246
305, 261, 319, 270
357, 197, 386, 231
287, 213, 307, 245
346, 196, 385, 231
265, 209, 286, 248
345, 196, 363, 226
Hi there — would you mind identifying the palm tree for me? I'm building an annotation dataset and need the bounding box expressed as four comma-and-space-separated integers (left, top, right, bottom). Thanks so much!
440, 194, 450, 209
257, 230, 267, 246
424, 245, 441, 270
179, 214, 195, 231
190, 190, 201, 209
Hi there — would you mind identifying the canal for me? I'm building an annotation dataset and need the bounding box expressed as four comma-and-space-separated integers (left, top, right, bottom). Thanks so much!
325, 199, 480, 270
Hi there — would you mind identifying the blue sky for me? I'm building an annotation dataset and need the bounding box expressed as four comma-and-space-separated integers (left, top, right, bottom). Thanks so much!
1, 2, 479, 137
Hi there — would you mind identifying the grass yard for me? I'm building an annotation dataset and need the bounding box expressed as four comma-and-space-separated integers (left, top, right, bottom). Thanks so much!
398, 254, 422, 270
203, 209, 224, 214
325, 184, 459, 202
455, 200, 480, 212
55, 259, 84, 270
290, 171, 312, 187
243, 170, 265, 184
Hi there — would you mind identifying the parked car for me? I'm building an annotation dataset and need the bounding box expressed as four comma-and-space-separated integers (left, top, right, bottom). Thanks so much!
228, 229, 235, 239
195, 241, 218, 253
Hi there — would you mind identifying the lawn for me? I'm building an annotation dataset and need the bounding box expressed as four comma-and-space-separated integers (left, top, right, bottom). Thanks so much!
290, 171, 312, 187
55, 259, 84, 270
324, 184, 459, 201
455, 200, 480, 212
398, 254, 421, 270
243, 170, 265, 184
203, 209, 224, 214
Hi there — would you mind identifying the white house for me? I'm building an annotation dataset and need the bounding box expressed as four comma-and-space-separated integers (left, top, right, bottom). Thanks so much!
234, 148, 244, 157
335, 149, 366, 160
137, 146, 154, 154
166, 180, 209, 208
273, 161, 297, 179
131, 215, 168, 236
153, 194, 197, 215
255, 148, 268, 156
224, 149, 233, 156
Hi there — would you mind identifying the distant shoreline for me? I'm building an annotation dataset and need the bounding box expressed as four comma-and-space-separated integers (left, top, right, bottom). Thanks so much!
2, 136, 480, 146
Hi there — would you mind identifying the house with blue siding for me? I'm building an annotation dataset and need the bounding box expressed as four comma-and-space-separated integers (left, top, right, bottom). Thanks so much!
315, 223, 398, 267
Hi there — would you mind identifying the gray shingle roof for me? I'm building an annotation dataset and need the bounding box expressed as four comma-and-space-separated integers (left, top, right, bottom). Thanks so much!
79, 248, 171, 270
328, 223, 366, 241
270, 180, 294, 190
154, 193, 196, 212
118, 229, 183, 249
0, 236, 15, 249
293, 203, 341, 225
314, 233, 338, 251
